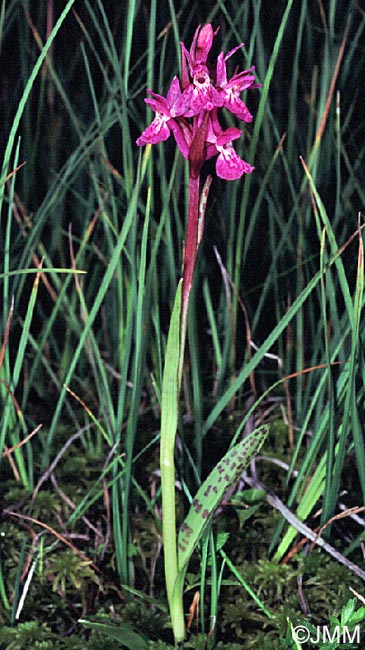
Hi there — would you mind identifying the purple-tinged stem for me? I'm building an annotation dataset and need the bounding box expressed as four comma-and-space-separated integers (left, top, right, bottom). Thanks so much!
179, 172, 212, 385
180, 172, 200, 350
179, 112, 209, 366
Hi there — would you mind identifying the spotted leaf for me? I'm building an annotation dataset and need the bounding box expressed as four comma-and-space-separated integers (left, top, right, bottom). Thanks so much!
177, 424, 269, 573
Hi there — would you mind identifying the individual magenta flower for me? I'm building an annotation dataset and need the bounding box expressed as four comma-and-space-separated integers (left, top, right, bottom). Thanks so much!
215, 49, 258, 122
215, 132, 254, 180
136, 76, 190, 146
206, 112, 254, 180
180, 25, 223, 115
182, 67, 223, 115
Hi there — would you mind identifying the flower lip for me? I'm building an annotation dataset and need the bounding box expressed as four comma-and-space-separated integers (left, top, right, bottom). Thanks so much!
136, 112, 171, 146
206, 113, 254, 180
216, 143, 254, 180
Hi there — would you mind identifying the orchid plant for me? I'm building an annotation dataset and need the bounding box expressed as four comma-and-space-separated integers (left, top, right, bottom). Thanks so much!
137, 25, 268, 646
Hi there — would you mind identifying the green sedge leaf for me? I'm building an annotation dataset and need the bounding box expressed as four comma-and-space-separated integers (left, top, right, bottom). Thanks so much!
79, 620, 148, 649
177, 424, 269, 573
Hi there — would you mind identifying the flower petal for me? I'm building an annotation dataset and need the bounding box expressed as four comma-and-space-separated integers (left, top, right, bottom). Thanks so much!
136, 113, 171, 146
222, 92, 253, 122
216, 144, 254, 180
224, 44, 244, 61
166, 76, 191, 117
166, 76, 181, 105
169, 119, 191, 158
226, 68, 256, 90
144, 97, 171, 116
216, 52, 227, 87
195, 24, 214, 65
143, 88, 171, 113
216, 127, 242, 146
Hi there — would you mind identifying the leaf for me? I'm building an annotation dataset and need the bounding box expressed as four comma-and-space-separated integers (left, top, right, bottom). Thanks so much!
78, 620, 148, 650
160, 280, 182, 448
216, 531, 230, 551
120, 584, 168, 612
232, 488, 267, 504
340, 598, 356, 625
348, 607, 365, 625
234, 503, 261, 527
230, 488, 267, 527
177, 424, 269, 573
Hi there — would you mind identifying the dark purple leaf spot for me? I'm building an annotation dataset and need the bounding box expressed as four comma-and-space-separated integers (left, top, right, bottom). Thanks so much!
193, 499, 203, 514
181, 523, 193, 535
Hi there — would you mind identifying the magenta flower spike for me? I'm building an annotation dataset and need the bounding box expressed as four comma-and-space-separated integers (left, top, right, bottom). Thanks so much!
137, 24, 258, 182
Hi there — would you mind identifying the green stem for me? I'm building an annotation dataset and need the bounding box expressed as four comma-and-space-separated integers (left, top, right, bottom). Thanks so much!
160, 170, 207, 645
160, 281, 183, 641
